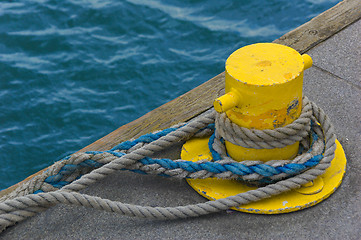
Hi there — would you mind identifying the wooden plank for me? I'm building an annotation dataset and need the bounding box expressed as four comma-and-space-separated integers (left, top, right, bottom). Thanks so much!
273, 0, 361, 53
1, 0, 361, 198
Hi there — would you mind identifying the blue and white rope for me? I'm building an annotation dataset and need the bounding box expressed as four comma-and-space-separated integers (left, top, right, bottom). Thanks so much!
37, 117, 322, 192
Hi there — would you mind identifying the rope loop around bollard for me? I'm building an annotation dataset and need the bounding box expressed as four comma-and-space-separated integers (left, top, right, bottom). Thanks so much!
208, 97, 328, 184
0, 97, 337, 232
215, 97, 313, 149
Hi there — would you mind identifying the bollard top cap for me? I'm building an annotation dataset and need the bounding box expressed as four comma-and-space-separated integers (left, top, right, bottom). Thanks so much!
226, 43, 304, 86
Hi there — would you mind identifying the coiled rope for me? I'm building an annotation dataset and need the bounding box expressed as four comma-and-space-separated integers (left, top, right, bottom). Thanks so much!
0, 97, 336, 232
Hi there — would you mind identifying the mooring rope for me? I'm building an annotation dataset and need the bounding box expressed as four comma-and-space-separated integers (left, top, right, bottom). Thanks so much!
0, 97, 336, 232
215, 97, 313, 149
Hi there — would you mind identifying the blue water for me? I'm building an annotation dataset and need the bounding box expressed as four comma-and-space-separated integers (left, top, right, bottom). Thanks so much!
0, 0, 340, 190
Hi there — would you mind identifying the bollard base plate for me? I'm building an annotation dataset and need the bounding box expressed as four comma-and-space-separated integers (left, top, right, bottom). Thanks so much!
181, 137, 347, 214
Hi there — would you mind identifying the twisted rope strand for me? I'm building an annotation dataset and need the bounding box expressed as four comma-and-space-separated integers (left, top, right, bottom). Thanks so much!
40, 99, 320, 191
0, 112, 215, 202
0, 100, 336, 232
61, 111, 215, 193
215, 97, 312, 149
0, 99, 313, 200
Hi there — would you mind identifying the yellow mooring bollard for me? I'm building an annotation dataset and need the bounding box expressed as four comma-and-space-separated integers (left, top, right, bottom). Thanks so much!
214, 43, 312, 162
181, 43, 347, 214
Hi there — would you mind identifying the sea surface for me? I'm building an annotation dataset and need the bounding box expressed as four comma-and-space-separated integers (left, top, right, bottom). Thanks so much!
0, 0, 340, 190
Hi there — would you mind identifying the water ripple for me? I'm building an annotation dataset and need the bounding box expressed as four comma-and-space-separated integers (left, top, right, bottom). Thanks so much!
0, 52, 54, 70
126, 0, 284, 37
8, 26, 102, 37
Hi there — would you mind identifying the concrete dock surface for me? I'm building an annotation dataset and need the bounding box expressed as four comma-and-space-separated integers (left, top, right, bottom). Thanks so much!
1, 3, 361, 240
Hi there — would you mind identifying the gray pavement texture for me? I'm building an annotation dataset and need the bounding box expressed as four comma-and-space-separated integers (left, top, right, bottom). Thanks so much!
307, 19, 361, 89
2, 20, 361, 240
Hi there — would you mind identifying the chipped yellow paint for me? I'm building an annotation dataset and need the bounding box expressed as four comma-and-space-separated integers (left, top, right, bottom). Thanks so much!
213, 43, 312, 162
181, 137, 347, 214
227, 98, 301, 129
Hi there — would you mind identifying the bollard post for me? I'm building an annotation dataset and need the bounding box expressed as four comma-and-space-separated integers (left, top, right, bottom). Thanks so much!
181, 43, 346, 214
214, 43, 312, 162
